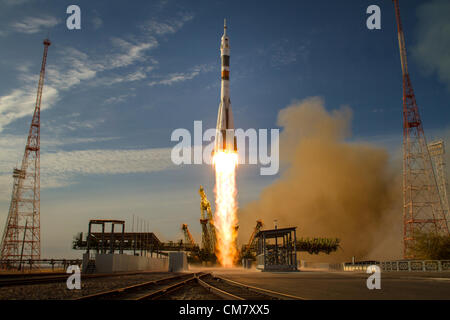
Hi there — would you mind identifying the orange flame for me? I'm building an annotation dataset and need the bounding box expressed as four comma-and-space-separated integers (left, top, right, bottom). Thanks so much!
213, 151, 238, 267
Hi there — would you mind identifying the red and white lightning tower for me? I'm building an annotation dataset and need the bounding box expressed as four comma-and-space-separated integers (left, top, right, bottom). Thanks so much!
0, 39, 51, 268
392, 1, 449, 259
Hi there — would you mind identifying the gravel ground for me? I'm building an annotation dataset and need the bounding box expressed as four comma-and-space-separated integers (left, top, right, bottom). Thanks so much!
160, 282, 222, 300
0, 272, 181, 300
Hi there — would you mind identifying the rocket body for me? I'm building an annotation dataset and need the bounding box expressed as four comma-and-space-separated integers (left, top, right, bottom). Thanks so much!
215, 20, 237, 154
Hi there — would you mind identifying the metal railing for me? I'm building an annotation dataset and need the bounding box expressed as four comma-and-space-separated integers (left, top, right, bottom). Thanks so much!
343, 260, 450, 272
0, 259, 82, 271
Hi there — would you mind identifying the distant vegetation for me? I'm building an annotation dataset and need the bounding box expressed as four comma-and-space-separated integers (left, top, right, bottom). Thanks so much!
296, 238, 340, 255
412, 232, 450, 260
238, 237, 341, 261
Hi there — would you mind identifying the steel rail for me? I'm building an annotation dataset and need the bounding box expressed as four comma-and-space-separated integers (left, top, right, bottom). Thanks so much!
75, 273, 201, 300
135, 273, 306, 300
213, 275, 306, 300
196, 275, 244, 300
0, 270, 174, 287
0, 272, 67, 279
134, 276, 199, 300
69, 272, 306, 301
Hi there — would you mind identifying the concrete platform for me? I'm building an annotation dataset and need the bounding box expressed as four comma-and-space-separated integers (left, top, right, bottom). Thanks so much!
95, 254, 168, 273
190, 266, 450, 300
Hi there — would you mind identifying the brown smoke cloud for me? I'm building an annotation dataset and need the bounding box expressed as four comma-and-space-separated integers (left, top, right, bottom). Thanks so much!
238, 97, 402, 262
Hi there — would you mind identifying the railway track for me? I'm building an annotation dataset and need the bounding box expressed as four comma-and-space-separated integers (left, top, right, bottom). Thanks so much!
75, 272, 305, 300
196, 274, 305, 300
0, 272, 67, 279
0, 270, 173, 287
75, 272, 202, 300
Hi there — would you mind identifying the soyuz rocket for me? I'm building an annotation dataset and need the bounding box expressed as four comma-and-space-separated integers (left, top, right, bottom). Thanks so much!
215, 19, 237, 154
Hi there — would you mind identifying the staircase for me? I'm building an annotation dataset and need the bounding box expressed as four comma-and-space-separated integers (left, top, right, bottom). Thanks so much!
84, 259, 96, 274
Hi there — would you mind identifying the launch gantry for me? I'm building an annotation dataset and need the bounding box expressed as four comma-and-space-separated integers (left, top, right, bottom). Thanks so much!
199, 186, 216, 254
181, 224, 196, 248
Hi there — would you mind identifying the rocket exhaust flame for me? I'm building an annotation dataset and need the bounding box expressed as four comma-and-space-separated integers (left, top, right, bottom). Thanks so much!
213, 20, 239, 267
213, 151, 238, 267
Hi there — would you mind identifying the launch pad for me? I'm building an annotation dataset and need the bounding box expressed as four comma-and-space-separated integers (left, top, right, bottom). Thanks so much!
0, 0, 448, 309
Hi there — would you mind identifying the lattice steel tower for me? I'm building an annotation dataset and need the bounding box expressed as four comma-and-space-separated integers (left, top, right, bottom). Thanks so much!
428, 140, 449, 222
393, 1, 449, 259
0, 39, 51, 267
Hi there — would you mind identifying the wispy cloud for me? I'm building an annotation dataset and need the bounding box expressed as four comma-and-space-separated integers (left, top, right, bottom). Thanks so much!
10, 16, 60, 34
109, 37, 158, 68
0, 11, 192, 132
0, 135, 175, 200
148, 64, 212, 86
97, 69, 148, 86
142, 12, 194, 36
155, 0, 170, 11
0, 86, 59, 132
92, 16, 103, 30
42, 112, 115, 137
42, 148, 174, 176
47, 48, 99, 90
412, 0, 450, 90
58, 119, 106, 131
0, 41, 145, 132
0, 47, 98, 132
103, 93, 136, 105
268, 39, 309, 68
148, 71, 198, 86
1, 0, 33, 6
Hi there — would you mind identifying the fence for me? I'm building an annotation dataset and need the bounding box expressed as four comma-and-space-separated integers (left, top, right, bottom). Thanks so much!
343, 260, 450, 272
0, 259, 82, 271
300, 260, 343, 271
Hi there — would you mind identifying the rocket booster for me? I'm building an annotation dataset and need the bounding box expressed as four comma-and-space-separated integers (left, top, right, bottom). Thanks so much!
215, 19, 237, 154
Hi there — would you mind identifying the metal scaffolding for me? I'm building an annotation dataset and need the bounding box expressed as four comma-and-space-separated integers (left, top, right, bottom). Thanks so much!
256, 227, 298, 272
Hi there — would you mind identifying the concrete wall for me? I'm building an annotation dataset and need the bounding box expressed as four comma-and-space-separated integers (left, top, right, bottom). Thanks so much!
168, 252, 188, 272
82, 253, 89, 272
300, 260, 343, 271
95, 254, 168, 273
242, 258, 253, 269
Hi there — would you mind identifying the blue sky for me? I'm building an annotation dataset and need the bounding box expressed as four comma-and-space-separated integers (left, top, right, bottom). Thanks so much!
0, 0, 449, 258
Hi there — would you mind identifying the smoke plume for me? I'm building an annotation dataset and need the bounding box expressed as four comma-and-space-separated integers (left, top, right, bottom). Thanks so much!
238, 97, 402, 262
